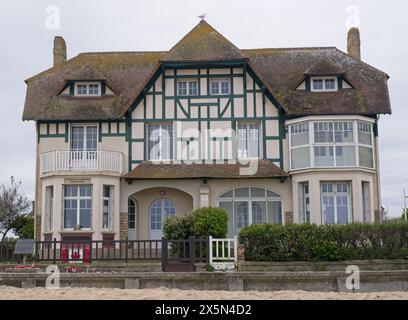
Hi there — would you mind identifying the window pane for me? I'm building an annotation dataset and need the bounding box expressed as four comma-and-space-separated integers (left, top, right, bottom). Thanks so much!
211, 81, 219, 94
325, 79, 336, 90
248, 124, 260, 157
219, 190, 233, 198
336, 196, 349, 224
89, 84, 99, 95
221, 81, 230, 94
322, 196, 335, 224
335, 146, 356, 166
359, 146, 373, 168
334, 122, 353, 143
80, 185, 92, 197
79, 199, 92, 228
358, 122, 372, 145
86, 126, 97, 151
362, 182, 371, 223
251, 187, 265, 198
267, 201, 282, 224
64, 185, 77, 197
291, 147, 310, 169
178, 82, 187, 96
71, 127, 84, 150
234, 201, 248, 233
312, 79, 323, 90
252, 201, 266, 224
291, 124, 309, 146
314, 146, 334, 166
314, 122, 333, 143
219, 201, 234, 237
235, 187, 249, 198
64, 199, 77, 228
189, 81, 198, 95
266, 190, 281, 198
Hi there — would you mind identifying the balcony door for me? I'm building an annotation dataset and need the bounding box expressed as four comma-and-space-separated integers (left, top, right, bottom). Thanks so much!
70, 125, 98, 170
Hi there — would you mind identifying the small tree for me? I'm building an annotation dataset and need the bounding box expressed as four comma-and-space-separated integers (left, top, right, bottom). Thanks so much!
0, 177, 31, 241
11, 215, 34, 239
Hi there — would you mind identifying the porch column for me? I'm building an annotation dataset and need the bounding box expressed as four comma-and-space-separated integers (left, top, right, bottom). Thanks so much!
199, 184, 210, 208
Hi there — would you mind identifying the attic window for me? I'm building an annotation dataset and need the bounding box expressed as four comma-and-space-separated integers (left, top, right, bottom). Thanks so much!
74, 82, 101, 96
311, 77, 338, 92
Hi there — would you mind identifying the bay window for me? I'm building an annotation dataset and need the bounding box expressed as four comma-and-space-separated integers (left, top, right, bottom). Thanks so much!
147, 123, 173, 160
289, 119, 374, 170
63, 185, 92, 230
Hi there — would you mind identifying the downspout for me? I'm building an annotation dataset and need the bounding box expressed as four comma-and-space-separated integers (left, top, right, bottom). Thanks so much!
375, 115, 382, 222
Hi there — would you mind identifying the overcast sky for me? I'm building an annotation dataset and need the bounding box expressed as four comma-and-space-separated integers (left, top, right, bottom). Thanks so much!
0, 0, 406, 217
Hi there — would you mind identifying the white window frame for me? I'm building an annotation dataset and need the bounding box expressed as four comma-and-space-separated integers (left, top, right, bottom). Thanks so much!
63, 185, 92, 231
102, 185, 114, 231
320, 181, 352, 224
311, 76, 338, 92
69, 124, 98, 151
218, 187, 284, 236
236, 121, 262, 160
288, 117, 375, 171
74, 82, 101, 96
147, 123, 174, 161
210, 78, 231, 95
177, 79, 198, 96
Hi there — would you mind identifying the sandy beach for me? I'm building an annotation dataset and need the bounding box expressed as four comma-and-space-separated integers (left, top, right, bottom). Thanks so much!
0, 286, 407, 300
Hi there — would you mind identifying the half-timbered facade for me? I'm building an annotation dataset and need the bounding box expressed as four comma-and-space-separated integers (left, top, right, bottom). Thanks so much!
23, 21, 391, 241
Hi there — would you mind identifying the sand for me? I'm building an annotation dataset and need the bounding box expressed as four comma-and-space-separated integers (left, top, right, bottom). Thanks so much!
0, 286, 407, 300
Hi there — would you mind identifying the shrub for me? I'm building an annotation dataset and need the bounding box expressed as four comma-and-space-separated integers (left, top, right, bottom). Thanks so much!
163, 207, 228, 239
239, 221, 408, 262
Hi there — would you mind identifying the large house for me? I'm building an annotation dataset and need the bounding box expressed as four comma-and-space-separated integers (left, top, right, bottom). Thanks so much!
23, 21, 391, 242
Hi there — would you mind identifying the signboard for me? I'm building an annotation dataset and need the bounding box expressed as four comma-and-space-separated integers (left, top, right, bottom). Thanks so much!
13, 239, 35, 255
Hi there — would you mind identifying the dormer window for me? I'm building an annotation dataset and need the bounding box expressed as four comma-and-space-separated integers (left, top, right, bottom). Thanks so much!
74, 82, 101, 96
311, 77, 338, 92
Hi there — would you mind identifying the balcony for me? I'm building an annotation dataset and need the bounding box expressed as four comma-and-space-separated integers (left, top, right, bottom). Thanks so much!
40, 150, 123, 175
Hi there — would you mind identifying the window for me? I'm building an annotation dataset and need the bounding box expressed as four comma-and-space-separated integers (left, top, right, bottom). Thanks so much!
218, 187, 282, 237
362, 182, 371, 223
147, 123, 173, 160
210, 79, 230, 95
63, 185, 92, 230
298, 182, 310, 224
74, 82, 101, 96
321, 182, 351, 224
128, 200, 136, 229
102, 185, 113, 230
45, 186, 53, 232
290, 124, 310, 169
70, 125, 98, 151
149, 199, 175, 234
311, 77, 338, 92
237, 123, 261, 159
358, 122, 374, 168
178, 80, 198, 96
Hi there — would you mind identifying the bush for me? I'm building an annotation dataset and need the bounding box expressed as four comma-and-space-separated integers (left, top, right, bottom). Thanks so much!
163, 207, 228, 239
239, 221, 408, 262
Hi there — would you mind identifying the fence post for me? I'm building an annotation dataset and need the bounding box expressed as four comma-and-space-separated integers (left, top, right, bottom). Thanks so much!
53, 238, 57, 264
162, 237, 168, 272
189, 236, 196, 268
125, 237, 128, 263
208, 235, 213, 266
233, 236, 238, 266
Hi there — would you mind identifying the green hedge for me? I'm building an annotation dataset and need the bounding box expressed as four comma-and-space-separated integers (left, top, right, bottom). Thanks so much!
239, 222, 408, 261
163, 207, 228, 240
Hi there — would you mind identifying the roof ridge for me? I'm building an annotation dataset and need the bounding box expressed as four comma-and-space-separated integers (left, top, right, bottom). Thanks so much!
78, 51, 166, 55
242, 46, 337, 52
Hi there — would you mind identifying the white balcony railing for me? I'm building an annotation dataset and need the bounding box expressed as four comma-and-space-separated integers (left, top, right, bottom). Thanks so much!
40, 150, 123, 175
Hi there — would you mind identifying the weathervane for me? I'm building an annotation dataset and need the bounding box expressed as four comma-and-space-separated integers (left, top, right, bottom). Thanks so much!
198, 13, 206, 21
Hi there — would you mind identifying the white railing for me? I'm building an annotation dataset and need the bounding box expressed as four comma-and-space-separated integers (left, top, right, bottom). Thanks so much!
40, 150, 123, 174
209, 236, 238, 270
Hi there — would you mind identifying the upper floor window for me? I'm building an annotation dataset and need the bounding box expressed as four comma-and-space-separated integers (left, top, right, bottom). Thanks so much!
74, 82, 101, 96
311, 77, 338, 92
237, 122, 261, 159
70, 125, 98, 151
289, 119, 374, 170
147, 123, 173, 160
178, 80, 198, 96
210, 79, 230, 95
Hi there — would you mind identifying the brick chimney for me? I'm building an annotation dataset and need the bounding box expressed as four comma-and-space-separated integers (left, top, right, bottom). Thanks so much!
53, 36, 66, 66
347, 27, 361, 60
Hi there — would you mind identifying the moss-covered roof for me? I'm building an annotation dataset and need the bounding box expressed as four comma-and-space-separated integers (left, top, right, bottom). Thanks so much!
23, 20, 391, 121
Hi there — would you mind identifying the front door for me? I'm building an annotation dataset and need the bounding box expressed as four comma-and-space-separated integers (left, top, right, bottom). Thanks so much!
149, 199, 175, 240
128, 199, 137, 241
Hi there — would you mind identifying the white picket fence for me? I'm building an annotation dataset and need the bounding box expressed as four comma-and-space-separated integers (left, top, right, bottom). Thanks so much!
208, 236, 238, 270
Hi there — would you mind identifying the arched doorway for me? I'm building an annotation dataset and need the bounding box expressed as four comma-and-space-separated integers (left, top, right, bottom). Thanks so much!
149, 198, 176, 239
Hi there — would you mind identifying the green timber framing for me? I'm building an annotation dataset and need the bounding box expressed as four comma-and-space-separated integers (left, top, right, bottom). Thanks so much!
125, 60, 287, 173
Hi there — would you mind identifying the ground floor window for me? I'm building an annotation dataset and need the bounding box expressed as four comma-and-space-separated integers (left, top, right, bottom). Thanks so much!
321, 182, 351, 224
102, 185, 114, 230
218, 187, 282, 237
45, 186, 53, 231
362, 181, 371, 223
63, 185, 92, 230
298, 182, 310, 223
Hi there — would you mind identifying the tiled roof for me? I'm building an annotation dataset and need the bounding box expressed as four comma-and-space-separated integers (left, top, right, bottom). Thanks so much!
23, 20, 391, 121
125, 160, 287, 179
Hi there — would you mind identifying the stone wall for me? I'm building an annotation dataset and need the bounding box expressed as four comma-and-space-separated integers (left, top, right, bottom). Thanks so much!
119, 212, 128, 240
